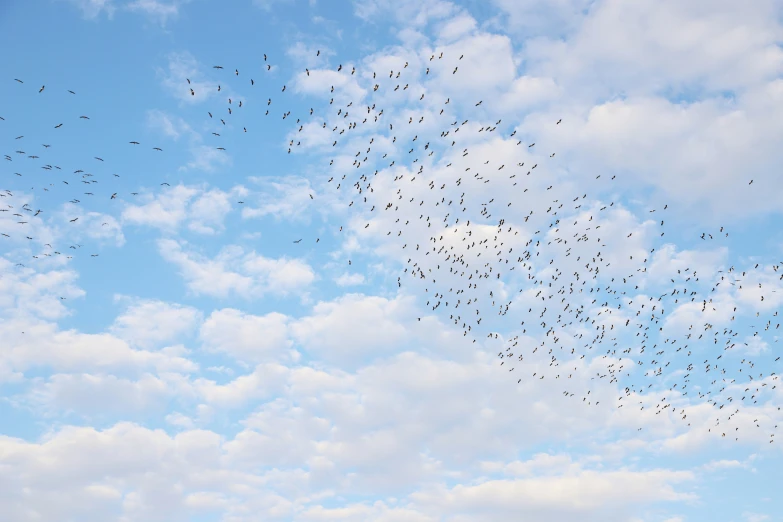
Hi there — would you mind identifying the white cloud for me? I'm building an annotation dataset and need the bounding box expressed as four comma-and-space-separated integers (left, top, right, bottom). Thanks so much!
743, 512, 771, 522
58, 207, 125, 247
290, 294, 413, 366
110, 298, 202, 348
187, 187, 237, 234
184, 144, 232, 173
435, 13, 477, 43
353, 0, 456, 26
410, 469, 695, 518
146, 109, 191, 140
293, 68, 367, 105
122, 184, 239, 235
286, 42, 335, 69
335, 272, 365, 286
67, 0, 189, 23
0, 259, 84, 321
125, 0, 185, 25
66, 0, 117, 19
200, 308, 292, 364
524, 90, 783, 219
25, 372, 180, 418
253, 0, 295, 11
8, 2, 783, 520
158, 52, 220, 105
521, 0, 783, 95
242, 176, 316, 222
157, 239, 315, 298
0, 318, 197, 376
122, 185, 199, 232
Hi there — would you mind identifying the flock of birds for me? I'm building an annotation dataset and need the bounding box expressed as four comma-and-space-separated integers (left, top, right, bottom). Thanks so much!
2, 47, 781, 445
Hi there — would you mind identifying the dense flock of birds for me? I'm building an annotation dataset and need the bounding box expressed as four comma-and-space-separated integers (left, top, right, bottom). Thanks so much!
1, 48, 780, 445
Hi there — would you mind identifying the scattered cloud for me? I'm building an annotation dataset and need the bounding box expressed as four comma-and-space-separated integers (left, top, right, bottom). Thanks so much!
157, 239, 316, 298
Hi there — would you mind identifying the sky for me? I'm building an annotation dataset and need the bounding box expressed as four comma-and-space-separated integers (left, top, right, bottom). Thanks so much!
0, 0, 782, 521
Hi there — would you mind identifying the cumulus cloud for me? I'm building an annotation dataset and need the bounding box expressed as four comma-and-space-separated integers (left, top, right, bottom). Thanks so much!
157, 239, 315, 298
7, 1, 783, 520
200, 308, 293, 363
110, 298, 202, 348
122, 184, 242, 234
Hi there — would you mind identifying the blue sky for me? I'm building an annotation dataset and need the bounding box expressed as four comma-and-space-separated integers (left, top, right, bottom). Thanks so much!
0, 0, 782, 521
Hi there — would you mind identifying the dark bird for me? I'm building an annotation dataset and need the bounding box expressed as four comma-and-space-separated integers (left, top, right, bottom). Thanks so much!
69, 217, 78, 222
38, 85, 45, 93
130, 141, 140, 145
55, 123, 63, 128
153, 147, 163, 151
